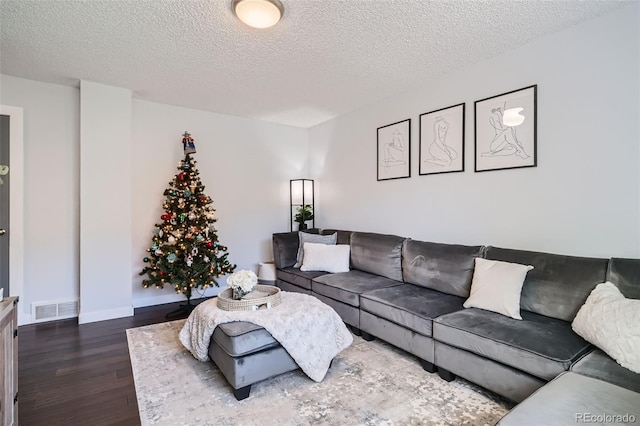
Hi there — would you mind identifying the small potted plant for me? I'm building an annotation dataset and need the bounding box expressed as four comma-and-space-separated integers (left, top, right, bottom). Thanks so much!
294, 204, 314, 230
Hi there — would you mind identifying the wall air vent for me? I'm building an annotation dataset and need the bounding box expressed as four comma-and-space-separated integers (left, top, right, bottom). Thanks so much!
32, 300, 79, 322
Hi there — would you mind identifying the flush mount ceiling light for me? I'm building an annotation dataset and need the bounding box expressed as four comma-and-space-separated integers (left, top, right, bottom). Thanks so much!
232, 0, 284, 29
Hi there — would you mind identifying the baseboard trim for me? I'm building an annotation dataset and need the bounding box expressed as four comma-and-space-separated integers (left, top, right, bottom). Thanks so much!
78, 305, 134, 324
133, 288, 222, 308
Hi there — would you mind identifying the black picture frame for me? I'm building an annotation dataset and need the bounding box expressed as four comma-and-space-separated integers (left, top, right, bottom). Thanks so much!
377, 119, 411, 181
419, 103, 465, 176
474, 85, 537, 172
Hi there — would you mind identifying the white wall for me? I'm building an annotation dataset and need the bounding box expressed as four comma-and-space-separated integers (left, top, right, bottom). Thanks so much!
0, 75, 80, 324
79, 81, 133, 323
309, 5, 640, 258
0, 75, 309, 320
131, 100, 309, 307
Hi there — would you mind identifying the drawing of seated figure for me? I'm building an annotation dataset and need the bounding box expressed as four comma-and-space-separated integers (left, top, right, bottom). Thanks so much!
425, 117, 458, 166
482, 105, 530, 159
383, 129, 406, 166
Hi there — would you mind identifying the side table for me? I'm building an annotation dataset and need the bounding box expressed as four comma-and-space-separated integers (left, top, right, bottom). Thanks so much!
258, 261, 276, 284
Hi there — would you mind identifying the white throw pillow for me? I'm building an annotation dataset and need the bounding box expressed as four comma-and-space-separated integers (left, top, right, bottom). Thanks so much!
300, 243, 350, 273
463, 258, 534, 320
293, 232, 337, 268
572, 282, 640, 374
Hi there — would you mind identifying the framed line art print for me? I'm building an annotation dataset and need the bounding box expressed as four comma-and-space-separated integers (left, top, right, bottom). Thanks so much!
377, 118, 411, 181
419, 103, 465, 175
474, 85, 537, 172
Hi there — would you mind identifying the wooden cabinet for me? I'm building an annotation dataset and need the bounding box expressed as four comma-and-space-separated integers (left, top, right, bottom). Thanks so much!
0, 297, 17, 426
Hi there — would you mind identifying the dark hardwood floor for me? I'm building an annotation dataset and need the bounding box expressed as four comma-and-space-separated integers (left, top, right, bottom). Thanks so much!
18, 300, 199, 426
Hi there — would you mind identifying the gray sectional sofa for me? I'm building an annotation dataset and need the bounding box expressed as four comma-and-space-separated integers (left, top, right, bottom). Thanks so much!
272, 229, 640, 406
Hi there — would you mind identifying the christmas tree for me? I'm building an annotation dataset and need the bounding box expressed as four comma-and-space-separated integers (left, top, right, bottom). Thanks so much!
140, 132, 235, 313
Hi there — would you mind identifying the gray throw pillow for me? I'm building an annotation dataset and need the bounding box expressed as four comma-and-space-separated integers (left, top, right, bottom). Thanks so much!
294, 232, 337, 268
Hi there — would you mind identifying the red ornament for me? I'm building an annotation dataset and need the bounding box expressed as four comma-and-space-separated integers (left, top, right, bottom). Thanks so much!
200, 195, 206, 201
159, 271, 164, 276
178, 172, 185, 180
206, 241, 213, 248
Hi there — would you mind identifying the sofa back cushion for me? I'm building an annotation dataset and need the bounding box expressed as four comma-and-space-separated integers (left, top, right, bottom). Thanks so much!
607, 258, 640, 299
403, 239, 483, 297
321, 229, 353, 245
350, 232, 405, 281
272, 230, 319, 268
485, 246, 608, 322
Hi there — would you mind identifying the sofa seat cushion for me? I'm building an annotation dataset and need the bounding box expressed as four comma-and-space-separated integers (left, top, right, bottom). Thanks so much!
497, 372, 640, 426
276, 279, 311, 295
571, 349, 640, 393
276, 267, 329, 290
213, 321, 279, 357
360, 285, 465, 337
433, 308, 592, 380
311, 270, 403, 307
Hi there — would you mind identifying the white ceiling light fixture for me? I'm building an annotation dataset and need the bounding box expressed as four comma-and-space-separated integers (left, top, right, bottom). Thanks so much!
232, 0, 284, 29
503, 107, 526, 127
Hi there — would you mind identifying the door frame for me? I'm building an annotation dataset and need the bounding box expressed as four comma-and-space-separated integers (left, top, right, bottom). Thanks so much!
1, 105, 24, 323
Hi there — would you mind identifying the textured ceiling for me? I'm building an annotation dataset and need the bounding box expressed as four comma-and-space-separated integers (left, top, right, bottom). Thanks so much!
0, 0, 630, 128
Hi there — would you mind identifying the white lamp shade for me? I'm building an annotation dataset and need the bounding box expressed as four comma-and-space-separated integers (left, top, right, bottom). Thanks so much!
303, 180, 313, 201
233, 0, 283, 29
291, 179, 313, 205
291, 180, 303, 205
502, 107, 525, 127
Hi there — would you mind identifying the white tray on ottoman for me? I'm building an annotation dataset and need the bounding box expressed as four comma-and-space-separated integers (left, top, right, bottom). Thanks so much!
217, 285, 281, 312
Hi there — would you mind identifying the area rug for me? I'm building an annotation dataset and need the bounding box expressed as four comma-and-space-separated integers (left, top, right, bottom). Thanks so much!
127, 320, 512, 425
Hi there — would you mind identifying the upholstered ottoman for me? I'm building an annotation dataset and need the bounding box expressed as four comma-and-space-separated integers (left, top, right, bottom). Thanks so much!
207, 321, 298, 400
497, 372, 640, 425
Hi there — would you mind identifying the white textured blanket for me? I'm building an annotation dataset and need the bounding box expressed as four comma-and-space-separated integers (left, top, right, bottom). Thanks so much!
179, 291, 353, 382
